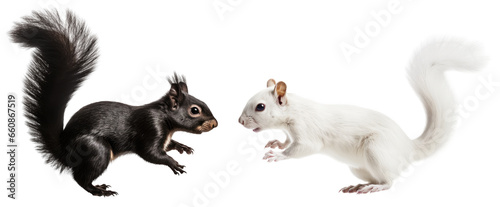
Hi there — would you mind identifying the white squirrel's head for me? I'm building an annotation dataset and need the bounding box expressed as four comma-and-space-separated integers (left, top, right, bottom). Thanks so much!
238, 79, 288, 132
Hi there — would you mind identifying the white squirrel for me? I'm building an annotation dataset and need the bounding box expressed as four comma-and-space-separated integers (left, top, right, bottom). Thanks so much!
238, 38, 487, 194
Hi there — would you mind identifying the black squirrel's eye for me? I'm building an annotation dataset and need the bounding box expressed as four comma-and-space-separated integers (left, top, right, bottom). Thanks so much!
191, 107, 200, 114
189, 105, 202, 117
255, 103, 265, 112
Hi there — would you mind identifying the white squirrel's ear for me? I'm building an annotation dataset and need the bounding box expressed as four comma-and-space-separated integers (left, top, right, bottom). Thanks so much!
274, 81, 287, 105
267, 79, 276, 88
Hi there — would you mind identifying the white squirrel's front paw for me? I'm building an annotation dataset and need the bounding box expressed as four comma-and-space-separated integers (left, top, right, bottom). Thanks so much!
265, 140, 287, 149
262, 150, 288, 162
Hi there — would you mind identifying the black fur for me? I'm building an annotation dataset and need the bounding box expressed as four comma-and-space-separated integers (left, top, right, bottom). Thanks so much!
11, 10, 217, 197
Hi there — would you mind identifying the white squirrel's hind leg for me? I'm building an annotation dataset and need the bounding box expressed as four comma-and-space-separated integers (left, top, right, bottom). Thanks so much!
356, 184, 391, 194
339, 183, 391, 194
340, 168, 392, 194
349, 167, 376, 182
340, 134, 405, 194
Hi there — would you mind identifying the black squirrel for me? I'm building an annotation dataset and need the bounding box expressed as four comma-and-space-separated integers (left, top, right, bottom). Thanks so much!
10, 9, 218, 196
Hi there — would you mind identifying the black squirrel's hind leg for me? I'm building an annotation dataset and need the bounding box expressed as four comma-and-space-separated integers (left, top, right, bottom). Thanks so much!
93, 184, 117, 196
69, 136, 117, 196
72, 156, 117, 196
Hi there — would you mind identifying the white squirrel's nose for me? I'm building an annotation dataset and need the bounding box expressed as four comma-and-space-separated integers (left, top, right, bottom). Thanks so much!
238, 116, 245, 126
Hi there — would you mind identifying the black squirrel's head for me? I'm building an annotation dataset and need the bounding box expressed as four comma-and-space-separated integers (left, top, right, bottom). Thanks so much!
164, 73, 217, 134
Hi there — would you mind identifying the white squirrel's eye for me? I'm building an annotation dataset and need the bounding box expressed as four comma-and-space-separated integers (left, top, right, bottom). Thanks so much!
255, 103, 265, 112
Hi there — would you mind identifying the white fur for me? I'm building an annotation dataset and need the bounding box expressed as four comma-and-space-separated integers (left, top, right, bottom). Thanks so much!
238, 38, 487, 193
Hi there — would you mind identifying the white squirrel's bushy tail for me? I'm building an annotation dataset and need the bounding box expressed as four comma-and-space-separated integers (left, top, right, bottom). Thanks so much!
408, 38, 487, 161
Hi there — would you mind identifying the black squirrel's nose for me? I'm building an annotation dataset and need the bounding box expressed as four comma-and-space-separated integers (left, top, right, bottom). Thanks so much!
212, 119, 218, 128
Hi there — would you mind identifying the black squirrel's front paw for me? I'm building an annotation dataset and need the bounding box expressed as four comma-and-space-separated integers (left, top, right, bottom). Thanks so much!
168, 162, 186, 175
167, 142, 194, 154
175, 143, 194, 155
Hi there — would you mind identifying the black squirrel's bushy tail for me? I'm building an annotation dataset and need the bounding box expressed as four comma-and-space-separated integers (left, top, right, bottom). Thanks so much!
10, 10, 98, 170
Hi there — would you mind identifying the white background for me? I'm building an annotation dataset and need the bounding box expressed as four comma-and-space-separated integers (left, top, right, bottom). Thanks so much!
1, 0, 500, 206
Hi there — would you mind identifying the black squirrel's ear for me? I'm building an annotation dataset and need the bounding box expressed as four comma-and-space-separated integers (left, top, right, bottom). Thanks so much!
267, 79, 276, 88
178, 82, 188, 94
167, 84, 185, 110
166, 72, 188, 110
274, 81, 287, 106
